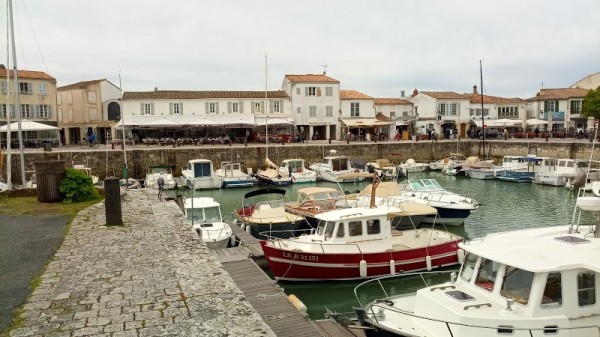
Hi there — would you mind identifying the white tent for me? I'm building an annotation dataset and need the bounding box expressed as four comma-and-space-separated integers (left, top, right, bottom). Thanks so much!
525, 118, 548, 126
0, 119, 59, 132
487, 119, 519, 127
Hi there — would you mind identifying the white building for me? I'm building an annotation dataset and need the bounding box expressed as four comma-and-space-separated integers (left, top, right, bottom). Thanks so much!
527, 87, 591, 132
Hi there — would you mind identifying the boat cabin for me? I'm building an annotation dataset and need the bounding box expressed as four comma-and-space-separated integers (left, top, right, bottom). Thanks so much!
184, 197, 223, 224
311, 207, 394, 245
281, 159, 305, 173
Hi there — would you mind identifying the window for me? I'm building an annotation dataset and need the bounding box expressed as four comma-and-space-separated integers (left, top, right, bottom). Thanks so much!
88, 91, 96, 103
438, 103, 447, 116
366, 220, 380, 234
349, 221, 362, 236
232, 102, 239, 113
306, 87, 317, 96
1, 81, 7, 94
272, 101, 280, 113
541, 273, 562, 307
571, 100, 582, 114
1, 104, 9, 118
19, 82, 32, 94
325, 87, 333, 96
544, 100, 559, 112
209, 103, 217, 114
578, 272, 596, 306
460, 253, 478, 282
171, 102, 182, 114
500, 266, 534, 305
390, 112, 396, 118
475, 258, 498, 291
498, 106, 519, 118
325, 106, 333, 117
296, 87, 301, 95
142, 103, 153, 115
21, 105, 31, 118
336, 223, 345, 238
351, 102, 360, 117
450, 103, 458, 116
254, 102, 262, 113
39, 105, 50, 118
309, 106, 317, 118
296, 107, 301, 114
38, 83, 47, 95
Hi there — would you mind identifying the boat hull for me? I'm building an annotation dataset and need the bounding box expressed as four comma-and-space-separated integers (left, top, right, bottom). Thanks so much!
420, 207, 472, 226
496, 171, 535, 183
221, 178, 256, 188
260, 239, 461, 281
239, 221, 303, 239
465, 169, 496, 180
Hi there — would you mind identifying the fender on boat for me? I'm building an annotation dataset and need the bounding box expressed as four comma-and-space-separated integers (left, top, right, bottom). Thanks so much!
457, 248, 465, 265
288, 294, 307, 314
359, 260, 367, 278
426, 255, 432, 271
389, 260, 395, 275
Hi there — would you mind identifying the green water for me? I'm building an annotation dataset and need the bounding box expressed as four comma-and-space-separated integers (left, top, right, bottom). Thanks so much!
166, 171, 589, 319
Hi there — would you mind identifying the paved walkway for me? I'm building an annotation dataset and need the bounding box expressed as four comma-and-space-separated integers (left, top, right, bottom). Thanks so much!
7, 189, 275, 337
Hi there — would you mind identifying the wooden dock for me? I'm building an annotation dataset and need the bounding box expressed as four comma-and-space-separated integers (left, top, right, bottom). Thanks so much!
211, 221, 263, 262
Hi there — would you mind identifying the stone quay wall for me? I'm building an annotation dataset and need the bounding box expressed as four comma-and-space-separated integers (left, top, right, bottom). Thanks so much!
2, 140, 598, 182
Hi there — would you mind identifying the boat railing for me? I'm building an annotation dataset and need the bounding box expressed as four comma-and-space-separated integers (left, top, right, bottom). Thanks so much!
266, 236, 367, 254
359, 302, 600, 337
353, 270, 458, 307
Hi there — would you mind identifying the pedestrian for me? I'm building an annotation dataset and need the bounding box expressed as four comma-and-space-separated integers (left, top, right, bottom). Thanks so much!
503, 128, 508, 140
157, 177, 164, 201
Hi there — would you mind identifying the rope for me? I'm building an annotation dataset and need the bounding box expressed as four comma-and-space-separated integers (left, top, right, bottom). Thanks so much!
263, 313, 293, 322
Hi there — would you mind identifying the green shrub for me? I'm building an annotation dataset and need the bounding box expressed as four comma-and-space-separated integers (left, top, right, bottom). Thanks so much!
59, 168, 99, 203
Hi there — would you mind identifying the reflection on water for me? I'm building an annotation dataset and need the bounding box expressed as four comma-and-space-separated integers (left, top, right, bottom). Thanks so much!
167, 171, 590, 319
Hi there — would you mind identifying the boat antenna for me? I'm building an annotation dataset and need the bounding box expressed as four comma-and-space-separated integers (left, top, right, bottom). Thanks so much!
264, 53, 269, 165
480, 60, 485, 159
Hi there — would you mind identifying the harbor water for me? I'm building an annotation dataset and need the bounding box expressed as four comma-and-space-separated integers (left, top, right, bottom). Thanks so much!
166, 171, 591, 320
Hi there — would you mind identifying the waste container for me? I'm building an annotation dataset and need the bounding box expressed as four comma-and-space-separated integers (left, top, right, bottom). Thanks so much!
34, 160, 66, 202
44, 142, 52, 152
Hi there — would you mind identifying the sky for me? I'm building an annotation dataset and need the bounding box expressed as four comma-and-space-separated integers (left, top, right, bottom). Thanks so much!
3, 0, 599, 99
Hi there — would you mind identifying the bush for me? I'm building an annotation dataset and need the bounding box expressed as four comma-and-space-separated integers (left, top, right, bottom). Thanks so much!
59, 168, 99, 203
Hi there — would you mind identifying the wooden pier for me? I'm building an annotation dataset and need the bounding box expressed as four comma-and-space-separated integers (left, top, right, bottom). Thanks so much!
211, 221, 263, 262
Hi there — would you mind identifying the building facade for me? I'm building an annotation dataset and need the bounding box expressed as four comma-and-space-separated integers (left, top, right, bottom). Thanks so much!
57, 79, 122, 145
527, 88, 591, 132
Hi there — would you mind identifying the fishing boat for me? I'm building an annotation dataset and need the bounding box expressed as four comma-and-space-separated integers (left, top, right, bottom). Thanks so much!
283, 186, 355, 227
309, 149, 363, 183
214, 161, 257, 188
181, 159, 222, 190
255, 158, 292, 186
399, 158, 429, 173
183, 197, 233, 249
496, 155, 552, 183
144, 165, 177, 189
234, 188, 305, 239
260, 183, 463, 281
279, 158, 317, 184
353, 202, 600, 336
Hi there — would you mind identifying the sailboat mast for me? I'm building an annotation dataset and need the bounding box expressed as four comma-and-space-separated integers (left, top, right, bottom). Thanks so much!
264, 54, 268, 159
8, 0, 26, 187
480, 60, 485, 158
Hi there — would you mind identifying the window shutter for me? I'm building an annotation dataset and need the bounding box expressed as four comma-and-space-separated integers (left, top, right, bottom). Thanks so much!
317, 88, 321, 96
239, 101, 244, 113
151, 103, 155, 115
47, 106, 52, 118
34, 105, 40, 118
227, 102, 232, 113
140, 103, 144, 114
304, 87, 308, 96
1, 81, 6, 94
251, 101, 255, 113
279, 100, 283, 113
215, 102, 219, 114
260, 102, 264, 113
169, 103, 173, 115
269, 100, 273, 113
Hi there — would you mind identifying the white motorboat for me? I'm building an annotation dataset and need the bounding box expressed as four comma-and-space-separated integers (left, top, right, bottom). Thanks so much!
365, 159, 402, 181
181, 159, 222, 190
183, 197, 233, 249
399, 158, 429, 173
278, 158, 317, 184
144, 165, 177, 189
496, 155, 553, 183
354, 222, 600, 336
73, 165, 100, 185
255, 157, 292, 186
214, 161, 257, 188
534, 159, 600, 187
309, 149, 363, 183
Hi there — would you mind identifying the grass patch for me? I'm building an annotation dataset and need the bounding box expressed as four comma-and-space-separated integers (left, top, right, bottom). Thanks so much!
0, 195, 104, 217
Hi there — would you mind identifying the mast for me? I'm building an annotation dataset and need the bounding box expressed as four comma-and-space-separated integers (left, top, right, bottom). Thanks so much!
119, 72, 128, 186
264, 54, 268, 161
8, 0, 26, 187
480, 60, 485, 158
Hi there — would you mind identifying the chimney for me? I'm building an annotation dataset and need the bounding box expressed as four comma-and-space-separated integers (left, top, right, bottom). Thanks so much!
154, 86, 158, 92
473, 85, 478, 94
412, 88, 419, 97
0, 64, 5, 69
401, 90, 405, 98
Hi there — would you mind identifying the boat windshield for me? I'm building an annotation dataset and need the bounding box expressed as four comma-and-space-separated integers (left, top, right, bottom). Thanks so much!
316, 220, 336, 238
500, 265, 534, 305
203, 206, 222, 222
459, 252, 479, 282
410, 179, 442, 191
475, 258, 499, 291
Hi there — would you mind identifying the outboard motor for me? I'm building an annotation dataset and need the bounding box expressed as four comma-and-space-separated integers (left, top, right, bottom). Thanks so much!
396, 165, 406, 182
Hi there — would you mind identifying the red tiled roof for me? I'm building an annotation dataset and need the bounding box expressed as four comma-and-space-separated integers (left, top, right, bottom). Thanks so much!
374, 98, 412, 105
57, 79, 105, 91
285, 74, 340, 83
421, 91, 467, 100
528, 88, 590, 101
340, 90, 372, 100
0, 68, 55, 81
122, 90, 290, 100
461, 93, 525, 104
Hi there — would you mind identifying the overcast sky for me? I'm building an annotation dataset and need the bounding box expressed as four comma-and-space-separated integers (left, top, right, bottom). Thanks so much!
4, 0, 599, 99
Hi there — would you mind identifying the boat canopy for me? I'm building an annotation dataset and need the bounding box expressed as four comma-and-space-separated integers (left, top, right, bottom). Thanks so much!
359, 181, 400, 197
387, 202, 438, 218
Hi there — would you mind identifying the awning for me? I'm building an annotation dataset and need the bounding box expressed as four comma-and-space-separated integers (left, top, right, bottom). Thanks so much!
395, 121, 410, 126
341, 118, 395, 127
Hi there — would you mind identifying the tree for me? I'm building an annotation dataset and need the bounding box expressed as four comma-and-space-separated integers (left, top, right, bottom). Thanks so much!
582, 87, 600, 119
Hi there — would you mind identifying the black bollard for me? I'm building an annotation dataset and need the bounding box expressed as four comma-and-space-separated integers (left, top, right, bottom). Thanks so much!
104, 177, 123, 225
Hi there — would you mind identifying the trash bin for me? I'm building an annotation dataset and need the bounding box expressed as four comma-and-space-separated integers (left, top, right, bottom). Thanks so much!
34, 160, 66, 203
44, 142, 52, 152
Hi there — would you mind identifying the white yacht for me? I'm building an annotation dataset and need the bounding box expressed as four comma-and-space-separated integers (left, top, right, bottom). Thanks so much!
309, 149, 363, 183
144, 165, 176, 189
534, 158, 600, 187
181, 159, 221, 190
278, 158, 317, 184
183, 197, 233, 249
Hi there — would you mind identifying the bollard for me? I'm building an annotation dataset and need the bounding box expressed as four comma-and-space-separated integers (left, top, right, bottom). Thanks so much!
104, 177, 123, 225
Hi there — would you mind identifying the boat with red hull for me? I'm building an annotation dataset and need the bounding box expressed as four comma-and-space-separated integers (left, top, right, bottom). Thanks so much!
260, 202, 463, 281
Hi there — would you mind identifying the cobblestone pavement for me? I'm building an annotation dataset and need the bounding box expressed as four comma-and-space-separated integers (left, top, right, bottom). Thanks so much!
7, 189, 275, 337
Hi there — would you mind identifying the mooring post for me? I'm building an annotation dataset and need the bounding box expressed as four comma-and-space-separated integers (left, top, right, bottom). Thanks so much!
104, 177, 123, 225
